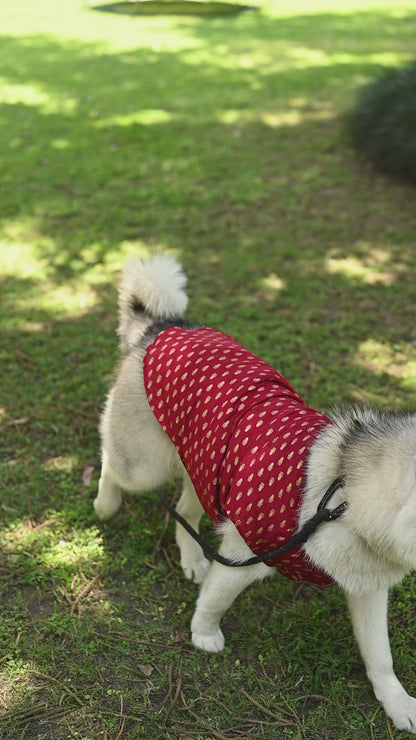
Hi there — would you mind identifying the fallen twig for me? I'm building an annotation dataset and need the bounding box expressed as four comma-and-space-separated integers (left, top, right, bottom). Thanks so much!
58, 574, 101, 617
69, 574, 100, 617
239, 688, 294, 725
164, 657, 184, 723
92, 628, 187, 651
31, 670, 84, 707
387, 717, 396, 740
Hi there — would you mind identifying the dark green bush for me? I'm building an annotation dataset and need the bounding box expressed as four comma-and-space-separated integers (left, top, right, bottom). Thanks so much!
349, 63, 416, 182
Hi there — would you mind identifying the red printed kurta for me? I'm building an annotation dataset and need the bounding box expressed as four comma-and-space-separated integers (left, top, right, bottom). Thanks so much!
143, 326, 333, 587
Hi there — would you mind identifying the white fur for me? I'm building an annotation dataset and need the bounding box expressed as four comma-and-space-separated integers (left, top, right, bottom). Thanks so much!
117, 254, 188, 353
94, 254, 416, 734
121, 254, 187, 318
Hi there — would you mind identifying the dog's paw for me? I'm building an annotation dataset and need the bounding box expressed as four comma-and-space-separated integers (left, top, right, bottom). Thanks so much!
93, 492, 121, 520
385, 693, 416, 734
181, 555, 210, 585
192, 628, 225, 653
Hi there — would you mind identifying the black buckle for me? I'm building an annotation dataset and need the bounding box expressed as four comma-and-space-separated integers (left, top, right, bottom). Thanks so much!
317, 476, 347, 521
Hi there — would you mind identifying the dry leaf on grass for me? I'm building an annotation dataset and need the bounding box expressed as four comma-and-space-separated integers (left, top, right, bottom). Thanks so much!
138, 664, 154, 676
82, 465, 95, 486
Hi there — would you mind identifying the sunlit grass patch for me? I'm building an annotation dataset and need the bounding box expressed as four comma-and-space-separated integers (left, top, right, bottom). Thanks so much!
96, 108, 175, 128
326, 246, 397, 285
0, 239, 49, 279
1, 81, 78, 115
353, 338, 416, 386
1, 514, 104, 580
0, 660, 38, 715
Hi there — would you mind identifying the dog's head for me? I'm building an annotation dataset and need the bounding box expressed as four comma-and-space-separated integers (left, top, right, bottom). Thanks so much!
343, 409, 416, 569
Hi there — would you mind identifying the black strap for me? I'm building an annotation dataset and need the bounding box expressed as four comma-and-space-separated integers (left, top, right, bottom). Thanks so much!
156, 477, 347, 568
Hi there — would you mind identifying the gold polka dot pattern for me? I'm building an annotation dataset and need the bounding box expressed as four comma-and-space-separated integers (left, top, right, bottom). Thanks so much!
144, 327, 333, 587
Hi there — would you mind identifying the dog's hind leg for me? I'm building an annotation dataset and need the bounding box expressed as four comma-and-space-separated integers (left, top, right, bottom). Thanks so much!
94, 451, 122, 520
175, 473, 210, 585
191, 521, 272, 652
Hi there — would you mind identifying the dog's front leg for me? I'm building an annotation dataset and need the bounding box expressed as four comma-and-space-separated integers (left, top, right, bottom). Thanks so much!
347, 589, 416, 733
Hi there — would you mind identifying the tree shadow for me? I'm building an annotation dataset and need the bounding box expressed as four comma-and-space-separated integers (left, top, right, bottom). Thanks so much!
0, 30, 413, 285
2, 13, 415, 420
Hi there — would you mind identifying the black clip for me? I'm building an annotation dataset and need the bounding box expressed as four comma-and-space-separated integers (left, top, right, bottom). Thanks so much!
317, 477, 347, 522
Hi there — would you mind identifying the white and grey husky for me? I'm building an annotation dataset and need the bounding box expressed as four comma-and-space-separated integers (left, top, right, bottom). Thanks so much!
95, 254, 416, 733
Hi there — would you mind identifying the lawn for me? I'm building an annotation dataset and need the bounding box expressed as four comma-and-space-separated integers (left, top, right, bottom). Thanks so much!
1, 0, 416, 738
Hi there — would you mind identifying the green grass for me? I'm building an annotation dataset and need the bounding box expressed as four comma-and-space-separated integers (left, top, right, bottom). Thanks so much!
1, 0, 416, 737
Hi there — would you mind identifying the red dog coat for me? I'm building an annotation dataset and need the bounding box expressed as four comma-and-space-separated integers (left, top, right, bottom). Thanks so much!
144, 326, 333, 587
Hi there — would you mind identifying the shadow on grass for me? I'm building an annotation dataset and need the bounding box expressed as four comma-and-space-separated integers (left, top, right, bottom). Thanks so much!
1, 20, 415, 277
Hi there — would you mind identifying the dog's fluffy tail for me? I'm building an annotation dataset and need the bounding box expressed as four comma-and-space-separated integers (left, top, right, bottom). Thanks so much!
117, 254, 188, 353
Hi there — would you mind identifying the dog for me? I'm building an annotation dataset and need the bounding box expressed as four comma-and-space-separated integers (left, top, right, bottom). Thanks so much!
94, 254, 416, 733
